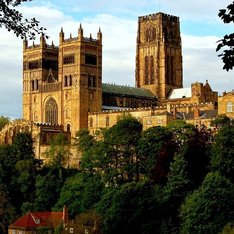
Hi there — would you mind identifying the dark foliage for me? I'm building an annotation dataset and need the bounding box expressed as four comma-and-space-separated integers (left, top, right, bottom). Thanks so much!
0, 0, 47, 39
216, 1, 234, 71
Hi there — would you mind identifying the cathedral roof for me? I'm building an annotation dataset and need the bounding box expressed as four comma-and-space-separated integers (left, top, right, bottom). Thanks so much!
168, 88, 191, 99
102, 83, 155, 99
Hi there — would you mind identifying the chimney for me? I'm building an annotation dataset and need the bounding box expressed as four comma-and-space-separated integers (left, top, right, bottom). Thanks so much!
63, 205, 69, 225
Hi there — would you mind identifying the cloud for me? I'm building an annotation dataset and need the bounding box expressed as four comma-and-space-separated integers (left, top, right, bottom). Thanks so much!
182, 35, 233, 92
0, 2, 233, 118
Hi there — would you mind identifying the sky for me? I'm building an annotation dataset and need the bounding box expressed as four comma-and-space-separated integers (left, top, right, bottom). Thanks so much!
0, 0, 233, 118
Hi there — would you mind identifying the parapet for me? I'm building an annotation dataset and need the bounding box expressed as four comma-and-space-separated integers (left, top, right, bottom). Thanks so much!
138, 12, 179, 23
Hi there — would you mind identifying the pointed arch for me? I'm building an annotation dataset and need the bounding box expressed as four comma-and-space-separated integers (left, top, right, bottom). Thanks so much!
45, 97, 58, 124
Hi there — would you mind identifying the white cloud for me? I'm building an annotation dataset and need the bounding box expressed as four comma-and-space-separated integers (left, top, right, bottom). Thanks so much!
0, 2, 233, 118
182, 34, 219, 49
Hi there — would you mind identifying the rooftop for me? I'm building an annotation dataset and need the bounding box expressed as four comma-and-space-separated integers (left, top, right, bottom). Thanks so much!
102, 83, 155, 99
9, 212, 63, 230
168, 88, 192, 99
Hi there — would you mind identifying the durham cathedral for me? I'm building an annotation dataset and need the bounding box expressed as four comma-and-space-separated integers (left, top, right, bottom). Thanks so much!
0, 12, 233, 164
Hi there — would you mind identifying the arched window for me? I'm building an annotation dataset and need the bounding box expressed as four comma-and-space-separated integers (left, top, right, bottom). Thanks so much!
45, 97, 58, 124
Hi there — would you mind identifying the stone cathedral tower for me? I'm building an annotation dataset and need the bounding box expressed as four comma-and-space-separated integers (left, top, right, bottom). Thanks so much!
22, 26, 102, 138
135, 13, 183, 101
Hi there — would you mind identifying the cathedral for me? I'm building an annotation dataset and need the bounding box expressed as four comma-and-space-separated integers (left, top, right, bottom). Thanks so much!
0, 12, 233, 163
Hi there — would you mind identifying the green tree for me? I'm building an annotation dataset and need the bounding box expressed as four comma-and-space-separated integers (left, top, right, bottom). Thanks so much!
0, 0, 47, 40
46, 133, 71, 170
0, 184, 15, 234
0, 144, 16, 185
211, 125, 234, 181
54, 172, 104, 218
79, 116, 143, 186
168, 121, 210, 188
96, 181, 164, 234
0, 115, 10, 131
75, 129, 94, 152
138, 126, 175, 183
216, 1, 234, 71
221, 223, 234, 234
160, 153, 191, 233
34, 170, 64, 211
167, 120, 196, 147
102, 116, 142, 184
1, 133, 40, 214
180, 172, 234, 234
211, 114, 231, 128
12, 132, 35, 161
165, 153, 190, 198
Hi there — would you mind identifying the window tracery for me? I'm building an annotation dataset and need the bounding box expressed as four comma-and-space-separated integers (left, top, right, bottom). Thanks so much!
45, 97, 58, 124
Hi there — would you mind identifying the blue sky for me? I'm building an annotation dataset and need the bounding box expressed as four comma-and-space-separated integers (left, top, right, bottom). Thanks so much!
0, 0, 233, 118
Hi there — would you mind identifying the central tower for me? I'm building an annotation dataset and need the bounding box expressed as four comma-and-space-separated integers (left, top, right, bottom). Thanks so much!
135, 13, 183, 101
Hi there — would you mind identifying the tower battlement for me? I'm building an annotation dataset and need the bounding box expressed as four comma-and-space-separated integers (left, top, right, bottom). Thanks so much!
59, 25, 102, 46
23, 34, 59, 52
138, 12, 179, 23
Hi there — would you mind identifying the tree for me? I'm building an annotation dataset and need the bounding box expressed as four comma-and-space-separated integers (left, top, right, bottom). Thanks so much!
0, 184, 15, 234
168, 121, 210, 188
101, 115, 142, 184
46, 133, 71, 170
1, 133, 41, 214
211, 125, 234, 182
34, 171, 64, 211
0, 115, 10, 131
12, 132, 35, 161
79, 116, 143, 186
95, 181, 164, 234
161, 153, 191, 233
74, 129, 94, 152
216, 1, 234, 71
138, 126, 176, 184
0, 0, 47, 40
165, 153, 190, 198
211, 114, 231, 128
180, 172, 234, 234
54, 172, 104, 218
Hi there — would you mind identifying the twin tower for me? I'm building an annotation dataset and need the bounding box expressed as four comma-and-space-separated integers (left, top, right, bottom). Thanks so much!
22, 13, 183, 137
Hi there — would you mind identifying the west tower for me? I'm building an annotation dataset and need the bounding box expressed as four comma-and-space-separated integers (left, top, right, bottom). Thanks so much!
22, 26, 102, 138
135, 13, 183, 101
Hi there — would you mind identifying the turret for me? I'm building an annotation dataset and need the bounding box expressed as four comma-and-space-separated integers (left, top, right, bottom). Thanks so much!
40, 33, 46, 48
59, 27, 64, 44
78, 24, 83, 40
97, 27, 102, 44
23, 38, 28, 50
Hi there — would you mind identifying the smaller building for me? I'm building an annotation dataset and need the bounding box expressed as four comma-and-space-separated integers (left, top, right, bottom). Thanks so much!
218, 91, 234, 119
8, 207, 68, 234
